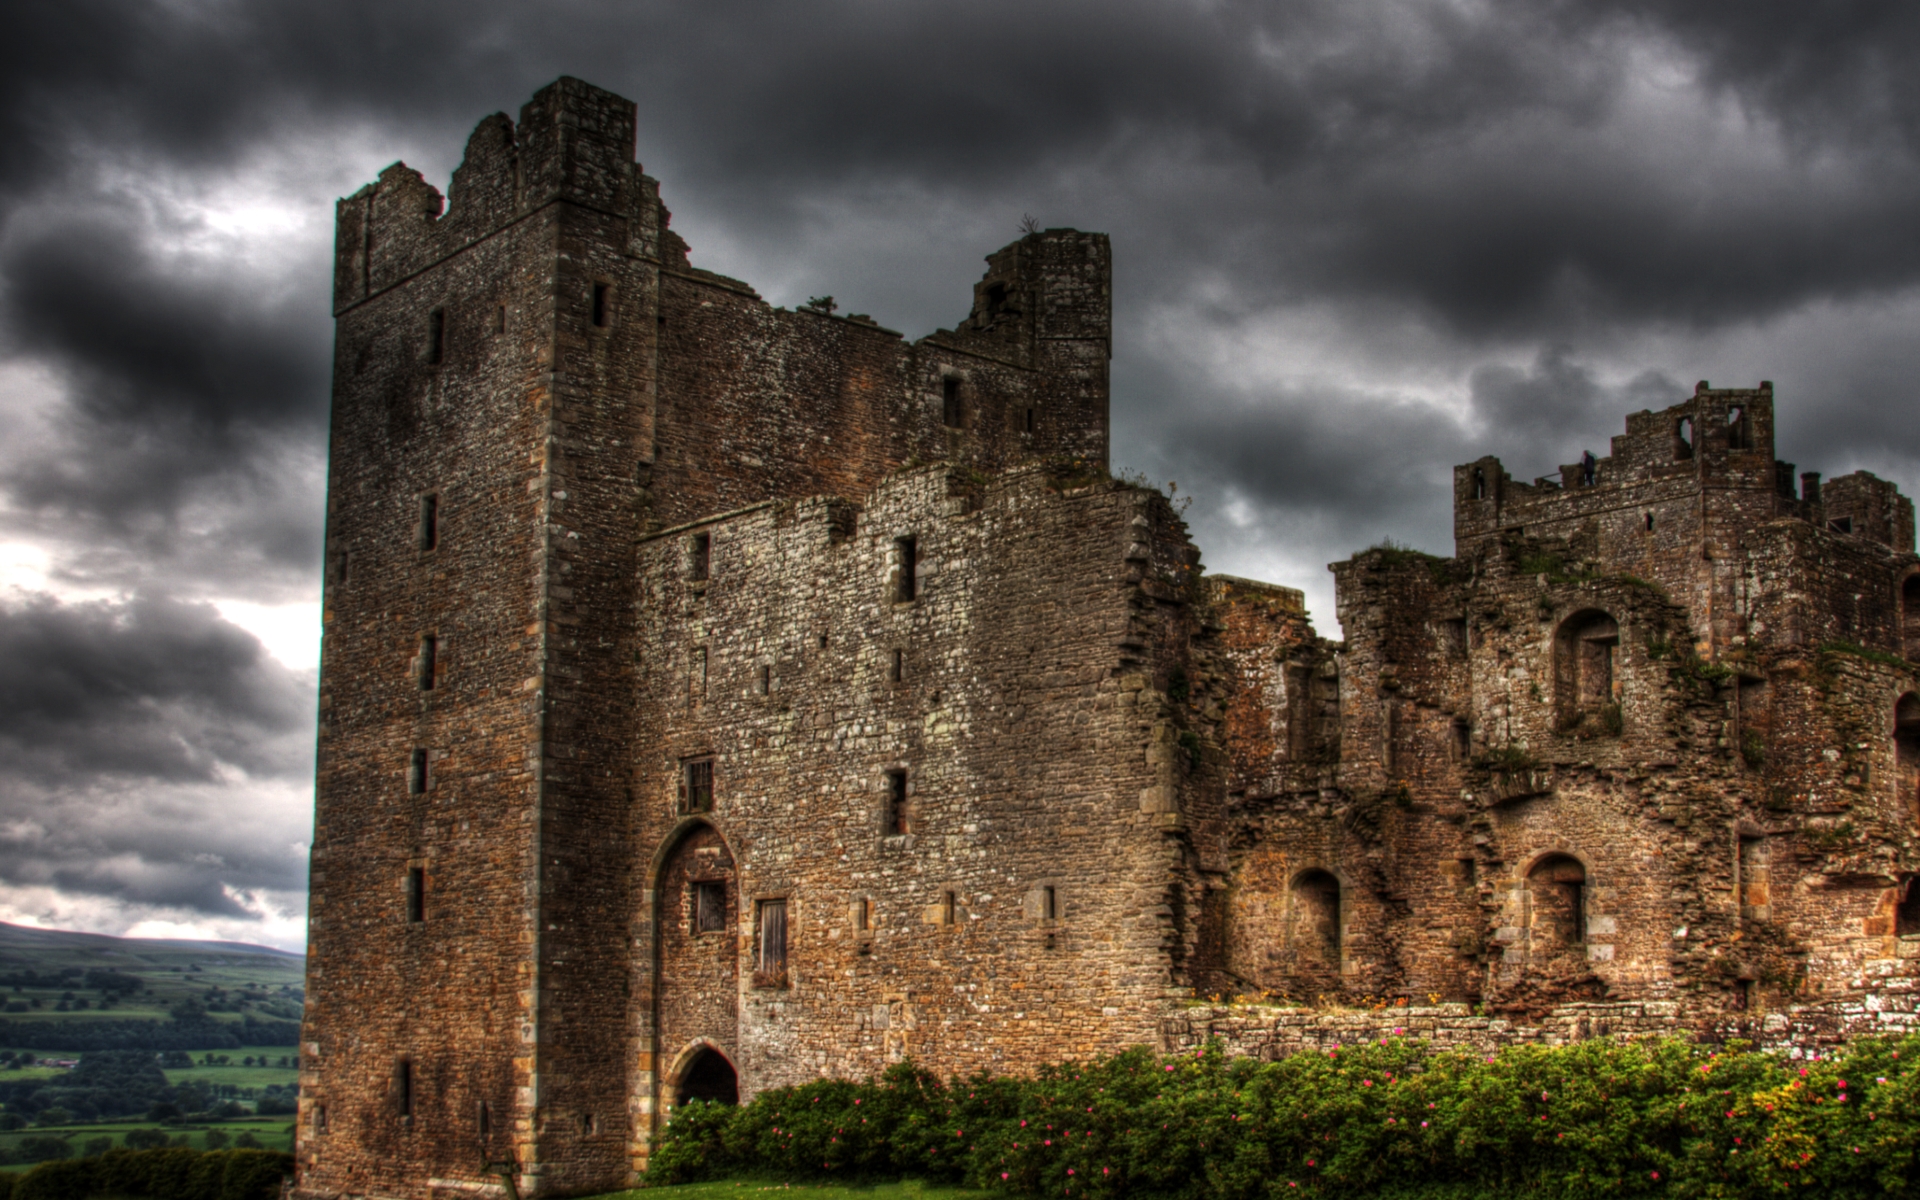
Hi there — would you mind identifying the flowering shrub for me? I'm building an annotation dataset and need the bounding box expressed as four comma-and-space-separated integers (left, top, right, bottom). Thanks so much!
645, 1036, 1920, 1198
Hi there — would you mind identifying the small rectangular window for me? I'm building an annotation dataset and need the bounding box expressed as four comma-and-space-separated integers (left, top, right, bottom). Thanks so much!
592, 282, 611, 328
756, 899, 788, 981
395, 1059, 413, 1118
313, 1104, 328, 1135
942, 378, 963, 428
885, 769, 909, 835
418, 635, 437, 691
1450, 718, 1471, 761
689, 648, 708, 699
694, 881, 727, 933
426, 309, 445, 365
759, 664, 771, 695
1041, 885, 1058, 922
405, 867, 424, 924
690, 533, 711, 582
477, 1101, 490, 1136
333, 550, 351, 586
1024, 407, 1035, 433
894, 537, 918, 603
940, 890, 956, 925
495, 305, 507, 335
409, 749, 429, 795
854, 897, 871, 933
890, 648, 904, 683
419, 494, 439, 551
683, 758, 714, 813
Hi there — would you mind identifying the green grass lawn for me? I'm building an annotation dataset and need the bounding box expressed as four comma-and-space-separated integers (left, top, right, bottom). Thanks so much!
160, 1046, 299, 1090
599, 1182, 989, 1200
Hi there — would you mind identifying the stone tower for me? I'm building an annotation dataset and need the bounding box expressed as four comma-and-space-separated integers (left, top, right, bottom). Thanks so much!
300, 77, 1114, 1200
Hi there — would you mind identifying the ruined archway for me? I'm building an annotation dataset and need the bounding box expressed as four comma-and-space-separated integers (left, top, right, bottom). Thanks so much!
671, 1044, 739, 1108
1896, 693, 1920, 821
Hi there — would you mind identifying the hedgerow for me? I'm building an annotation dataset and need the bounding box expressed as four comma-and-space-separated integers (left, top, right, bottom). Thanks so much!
0, 1146, 290, 1200
645, 1036, 1920, 1198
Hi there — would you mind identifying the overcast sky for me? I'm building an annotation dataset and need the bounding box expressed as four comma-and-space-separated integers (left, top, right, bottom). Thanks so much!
1, 0, 1917, 951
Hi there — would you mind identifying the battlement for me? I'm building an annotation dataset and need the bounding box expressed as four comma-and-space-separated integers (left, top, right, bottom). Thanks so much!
333, 77, 675, 314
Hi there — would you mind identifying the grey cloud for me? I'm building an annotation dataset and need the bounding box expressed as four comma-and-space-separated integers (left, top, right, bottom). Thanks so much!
0, 593, 311, 786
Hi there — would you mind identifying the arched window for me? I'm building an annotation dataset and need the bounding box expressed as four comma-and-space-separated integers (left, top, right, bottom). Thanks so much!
1675, 416, 1694, 459
1902, 575, 1920, 661
1289, 869, 1342, 970
1527, 854, 1586, 961
1472, 468, 1488, 500
1554, 610, 1620, 735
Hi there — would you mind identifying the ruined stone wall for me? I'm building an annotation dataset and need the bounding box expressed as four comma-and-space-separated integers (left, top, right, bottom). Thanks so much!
625, 467, 1200, 1127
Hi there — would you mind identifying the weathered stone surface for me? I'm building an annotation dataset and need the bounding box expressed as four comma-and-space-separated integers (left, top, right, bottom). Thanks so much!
302, 78, 1920, 1200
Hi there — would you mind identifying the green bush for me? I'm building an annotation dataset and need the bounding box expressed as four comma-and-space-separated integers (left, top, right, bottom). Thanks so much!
646, 1037, 1920, 1199
13, 1146, 292, 1200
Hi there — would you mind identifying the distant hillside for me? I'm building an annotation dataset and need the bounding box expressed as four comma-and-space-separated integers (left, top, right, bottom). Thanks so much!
0, 923, 304, 1051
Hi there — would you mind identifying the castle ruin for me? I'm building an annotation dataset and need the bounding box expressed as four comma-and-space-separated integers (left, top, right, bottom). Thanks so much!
297, 78, 1920, 1200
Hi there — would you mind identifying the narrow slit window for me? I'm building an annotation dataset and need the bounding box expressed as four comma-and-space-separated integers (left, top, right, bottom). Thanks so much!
890, 648, 904, 683
494, 305, 507, 335
426, 308, 444, 366
419, 494, 439, 551
592, 282, 611, 328
1024, 407, 1035, 433
1645, 512, 1655, 532
1041, 885, 1058, 921
895, 537, 918, 602
313, 1105, 328, 1135
418, 635, 437, 691
759, 664, 771, 695
690, 647, 707, 698
395, 1059, 413, 1118
885, 769, 909, 835
405, 867, 424, 924
694, 881, 727, 933
683, 758, 714, 813
689, 532, 711, 582
854, 897, 871, 933
942, 378, 963, 428
477, 1102, 491, 1136
940, 890, 956, 925
1450, 718, 1471, 761
333, 550, 351, 585
409, 749, 429, 795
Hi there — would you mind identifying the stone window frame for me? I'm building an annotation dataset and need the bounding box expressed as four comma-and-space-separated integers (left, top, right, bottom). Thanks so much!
891, 535, 920, 605
679, 756, 716, 815
1518, 849, 1610, 968
416, 633, 440, 692
691, 879, 728, 936
403, 864, 426, 925
752, 895, 791, 989
416, 492, 441, 553
1553, 608, 1622, 737
939, 372, 966, 429
881, 768, 912, 838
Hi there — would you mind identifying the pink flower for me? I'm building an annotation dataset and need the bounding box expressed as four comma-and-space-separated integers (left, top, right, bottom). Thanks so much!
1002, 1174, 1009, 1180
1651, 1172, 1659, 1180
1166, 1066, 1175, 1072
1068, 1170, 1075, 1176
1420, 1120, 1429, 1128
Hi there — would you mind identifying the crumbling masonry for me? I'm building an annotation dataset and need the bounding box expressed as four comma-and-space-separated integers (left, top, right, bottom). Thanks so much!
297, 79, 1920, 1200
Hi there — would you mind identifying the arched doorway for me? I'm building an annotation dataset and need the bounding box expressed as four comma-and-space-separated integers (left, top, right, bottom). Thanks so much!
1288, 869, 1343, 975
674, 1046, 738, 1108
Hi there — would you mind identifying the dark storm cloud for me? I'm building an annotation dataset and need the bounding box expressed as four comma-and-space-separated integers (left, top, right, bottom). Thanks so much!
0, 592, 312, 918
1, 0, 1918, 940
0, 593, 310, 785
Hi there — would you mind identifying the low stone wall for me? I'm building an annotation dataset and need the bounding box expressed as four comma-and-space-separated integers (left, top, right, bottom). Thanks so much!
1161, 989, 1920, 1061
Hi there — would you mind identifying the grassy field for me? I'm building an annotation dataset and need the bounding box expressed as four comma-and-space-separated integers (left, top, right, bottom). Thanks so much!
0, 922, 303, 1032
599, 1182, 988, 1200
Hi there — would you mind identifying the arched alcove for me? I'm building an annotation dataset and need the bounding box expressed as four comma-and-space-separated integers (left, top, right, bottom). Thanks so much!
1526, 854, 1587, 964
1675, 416, 1695, 459
1554, 610, 1620, 735
1289, 869, 1342, 970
